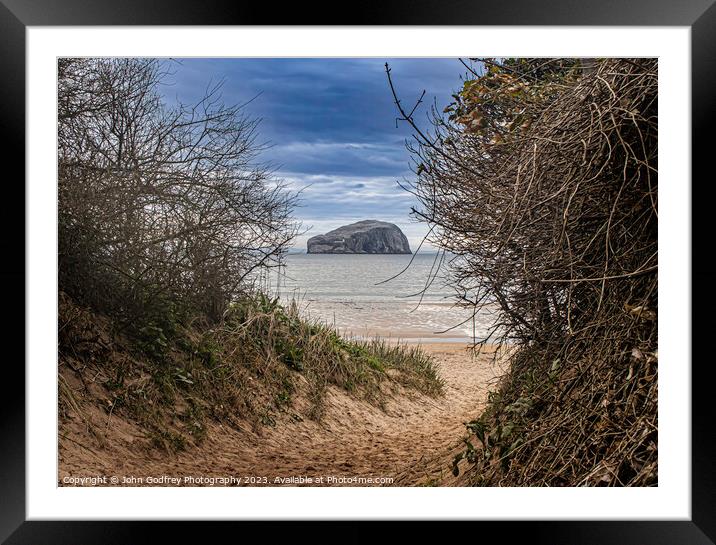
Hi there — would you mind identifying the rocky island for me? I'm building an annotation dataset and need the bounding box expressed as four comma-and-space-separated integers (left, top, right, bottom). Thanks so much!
307, 220, 412, 254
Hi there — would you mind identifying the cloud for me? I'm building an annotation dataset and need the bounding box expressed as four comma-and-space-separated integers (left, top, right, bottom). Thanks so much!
279, 172, 414, 214
168, 57, 467, 149
266, 141, 409, 177
166, 58, 468, 250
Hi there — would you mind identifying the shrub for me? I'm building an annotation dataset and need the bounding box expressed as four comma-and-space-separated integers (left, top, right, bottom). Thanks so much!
58, 58, 299, 324
388, 58, 657, 485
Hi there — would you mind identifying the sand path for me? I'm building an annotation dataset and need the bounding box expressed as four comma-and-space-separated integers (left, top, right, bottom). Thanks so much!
59, 344, 504, 486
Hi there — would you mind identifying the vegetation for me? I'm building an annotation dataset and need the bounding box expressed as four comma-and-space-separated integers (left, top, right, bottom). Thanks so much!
389, 58, 658, 486
58, 58, 442, 454
59, 290, 442, 452
58, 58, 298, 323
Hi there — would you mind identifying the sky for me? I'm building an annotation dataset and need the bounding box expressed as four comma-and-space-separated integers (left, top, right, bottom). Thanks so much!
164, 58, 470, 251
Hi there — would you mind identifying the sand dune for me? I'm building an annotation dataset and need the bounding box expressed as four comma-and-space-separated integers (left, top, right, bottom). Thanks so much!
59, 344, 506, 487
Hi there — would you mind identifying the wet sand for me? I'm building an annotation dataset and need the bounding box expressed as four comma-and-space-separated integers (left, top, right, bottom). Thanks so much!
294, 299, 499, 344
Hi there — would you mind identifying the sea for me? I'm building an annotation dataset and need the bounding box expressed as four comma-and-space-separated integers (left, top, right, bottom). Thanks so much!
260, 253, 498, 343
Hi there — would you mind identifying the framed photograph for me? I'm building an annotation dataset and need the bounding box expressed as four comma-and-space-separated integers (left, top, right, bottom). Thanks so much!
3, 0, 712, 542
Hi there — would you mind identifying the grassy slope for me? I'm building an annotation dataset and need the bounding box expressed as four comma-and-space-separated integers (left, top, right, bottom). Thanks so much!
58, 291, 443, 454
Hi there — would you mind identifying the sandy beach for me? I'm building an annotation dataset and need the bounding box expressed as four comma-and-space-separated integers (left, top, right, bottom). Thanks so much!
59, 342, 506, 487
296, 301, 499, 344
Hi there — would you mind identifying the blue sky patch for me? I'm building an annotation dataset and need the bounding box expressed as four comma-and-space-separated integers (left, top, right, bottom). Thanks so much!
164, 58, 468, 250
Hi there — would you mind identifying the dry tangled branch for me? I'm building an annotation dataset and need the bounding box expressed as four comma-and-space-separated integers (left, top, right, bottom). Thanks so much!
388, 58, 657, 486
59, 58, 299, 324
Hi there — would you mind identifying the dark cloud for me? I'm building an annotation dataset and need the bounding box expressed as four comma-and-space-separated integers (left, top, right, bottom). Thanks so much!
165, 58, 468, 249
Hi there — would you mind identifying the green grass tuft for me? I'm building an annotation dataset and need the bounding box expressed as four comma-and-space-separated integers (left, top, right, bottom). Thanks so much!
59, 290, 444, 452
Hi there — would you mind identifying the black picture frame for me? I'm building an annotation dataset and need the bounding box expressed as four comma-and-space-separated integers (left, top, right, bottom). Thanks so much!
2, 1, 712, 543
